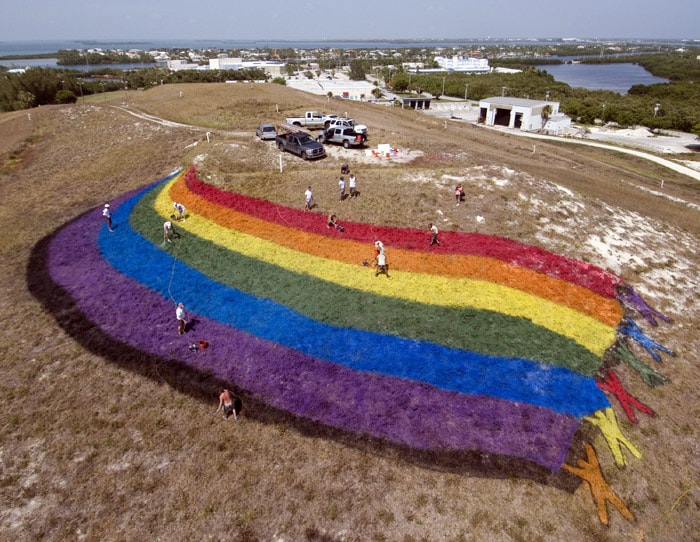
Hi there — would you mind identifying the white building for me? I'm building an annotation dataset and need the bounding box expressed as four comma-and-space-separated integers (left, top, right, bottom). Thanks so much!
167, 59, 206, 71
209, 58, 285, 76
478, 97, 571, 133
434, 56, 490, 73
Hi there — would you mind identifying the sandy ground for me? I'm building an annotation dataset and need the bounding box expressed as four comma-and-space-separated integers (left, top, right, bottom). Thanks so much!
283, 72, 700, 163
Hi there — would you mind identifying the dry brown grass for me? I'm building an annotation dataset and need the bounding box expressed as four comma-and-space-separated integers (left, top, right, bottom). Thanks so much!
1, 83, 699, 541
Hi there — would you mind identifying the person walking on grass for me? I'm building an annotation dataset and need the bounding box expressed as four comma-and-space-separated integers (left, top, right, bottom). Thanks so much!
429, 223, 440, 246
216, 388, 240, 420
349, 173, 357, 198
176, 302, 188, 335
375, 250, 390, 278
304, 186, 313, 211
102, 203, 114, 232
339, 176, 346, 202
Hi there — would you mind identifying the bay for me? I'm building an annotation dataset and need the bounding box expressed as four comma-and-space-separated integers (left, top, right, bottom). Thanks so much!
0, 58, 163, 71
536, 62, 668, 94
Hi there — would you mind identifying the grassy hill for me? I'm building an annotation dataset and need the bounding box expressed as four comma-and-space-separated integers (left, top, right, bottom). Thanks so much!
1, 83, 698, 541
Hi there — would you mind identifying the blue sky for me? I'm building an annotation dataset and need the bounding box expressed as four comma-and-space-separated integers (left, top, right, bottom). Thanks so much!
3, 0, 698, 41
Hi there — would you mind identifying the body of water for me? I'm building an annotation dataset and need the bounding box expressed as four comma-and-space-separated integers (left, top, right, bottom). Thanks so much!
0, 39, 673, 94
536, 62, 668, 94
0, 57, 159, 71
1, 37, 695, 57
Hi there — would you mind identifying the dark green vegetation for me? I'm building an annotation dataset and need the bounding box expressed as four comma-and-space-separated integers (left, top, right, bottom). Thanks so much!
0, 66, 270, 109
2, 43, 699, 133
55, 48, 155, 66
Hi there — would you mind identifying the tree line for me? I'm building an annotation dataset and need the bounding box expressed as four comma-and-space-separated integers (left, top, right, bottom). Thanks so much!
0, 67, 269, 110
1, 52, 698, 135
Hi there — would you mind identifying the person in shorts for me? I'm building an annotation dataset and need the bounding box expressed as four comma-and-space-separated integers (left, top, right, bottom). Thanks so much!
102, 203, 114, 232
217, 388, 240, 420
375, 250, 390, 278
176, 302, 188, 335
338, 176, 346, 202
173, 202, 186, 221
429, 223, 441, 246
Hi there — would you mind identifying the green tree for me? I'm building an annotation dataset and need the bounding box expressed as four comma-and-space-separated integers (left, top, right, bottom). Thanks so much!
349, 60, 367, 81
541, 104, 553, 128
56, 90, 77, 104
390, 73, 409, 93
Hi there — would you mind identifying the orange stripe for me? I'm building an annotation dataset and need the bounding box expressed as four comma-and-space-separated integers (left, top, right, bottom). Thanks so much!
169, 178, 622, 327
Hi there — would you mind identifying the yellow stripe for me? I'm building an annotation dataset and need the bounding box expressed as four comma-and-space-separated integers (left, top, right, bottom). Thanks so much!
153, 179, 616, 355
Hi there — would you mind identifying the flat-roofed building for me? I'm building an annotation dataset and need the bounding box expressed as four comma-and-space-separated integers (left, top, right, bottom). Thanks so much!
478, 96, 570, 133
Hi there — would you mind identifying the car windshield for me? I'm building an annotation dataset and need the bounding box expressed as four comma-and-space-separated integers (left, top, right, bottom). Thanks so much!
297, 135, 313, 144
262, 126, 275, 132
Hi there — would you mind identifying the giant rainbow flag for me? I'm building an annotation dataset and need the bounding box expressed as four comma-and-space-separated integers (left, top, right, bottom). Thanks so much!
46, 167, 628, 471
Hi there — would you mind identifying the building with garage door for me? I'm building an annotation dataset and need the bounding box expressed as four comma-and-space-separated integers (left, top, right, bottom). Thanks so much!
478, 97, 570, 133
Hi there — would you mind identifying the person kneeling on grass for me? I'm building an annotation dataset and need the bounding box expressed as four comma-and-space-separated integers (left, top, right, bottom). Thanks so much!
163, 220, 181, 242
173, 202, 186, 221
217, 388, 240, 420
327, 213, 345, 232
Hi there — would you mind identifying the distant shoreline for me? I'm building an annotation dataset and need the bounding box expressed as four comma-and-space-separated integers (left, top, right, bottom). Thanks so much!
1, 36, 697, 58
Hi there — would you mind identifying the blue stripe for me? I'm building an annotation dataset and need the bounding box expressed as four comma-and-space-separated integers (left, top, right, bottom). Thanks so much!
98, 181, 609, 418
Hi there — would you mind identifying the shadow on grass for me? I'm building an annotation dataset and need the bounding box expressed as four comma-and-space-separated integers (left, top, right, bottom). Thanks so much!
27, 223, 583, 493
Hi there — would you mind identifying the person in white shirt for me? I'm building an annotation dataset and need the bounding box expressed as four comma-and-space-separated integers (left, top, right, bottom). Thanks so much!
375, 250, 389, 278
349, 174, 357, 198
176, 302, 188, 335
429, 223, 440, 246
338, 177, 346, 202
163, 221, 174, 242
304, 186, 313, 211
173, 202, 186, 221
102, 203, 114, 232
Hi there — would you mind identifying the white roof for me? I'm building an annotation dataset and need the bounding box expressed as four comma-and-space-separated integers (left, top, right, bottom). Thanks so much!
480, 96, 553, 107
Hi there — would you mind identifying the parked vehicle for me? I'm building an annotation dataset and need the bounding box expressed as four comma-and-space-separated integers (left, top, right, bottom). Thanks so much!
286, 111, 338, 129
318, 126, 367, 148
325, 117, 368, 135
256, 123, 277, 140
275, 124, 326, 160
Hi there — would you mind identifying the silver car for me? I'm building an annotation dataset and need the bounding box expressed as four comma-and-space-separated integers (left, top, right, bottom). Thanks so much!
256, 123, 277, 140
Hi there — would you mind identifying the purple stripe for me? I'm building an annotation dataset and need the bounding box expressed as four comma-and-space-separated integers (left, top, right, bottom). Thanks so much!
46, 188, 580, 470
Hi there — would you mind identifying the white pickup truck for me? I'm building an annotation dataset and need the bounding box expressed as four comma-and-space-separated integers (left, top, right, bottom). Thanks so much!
285, 111, 338, 129
325, 117, 368, 135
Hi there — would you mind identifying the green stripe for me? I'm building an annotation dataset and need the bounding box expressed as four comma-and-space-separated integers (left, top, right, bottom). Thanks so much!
131, 187, 602, 374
